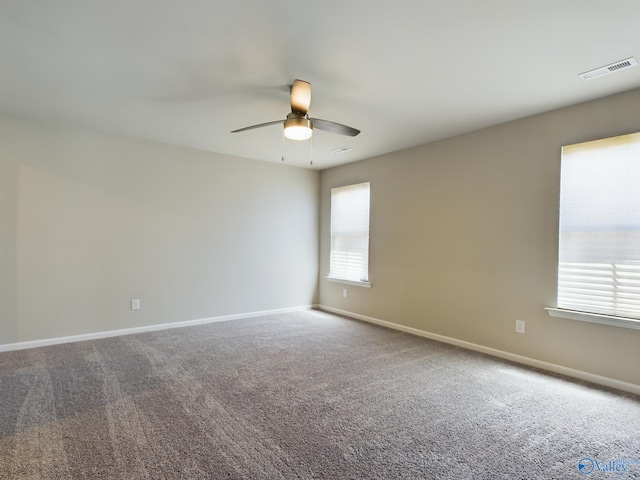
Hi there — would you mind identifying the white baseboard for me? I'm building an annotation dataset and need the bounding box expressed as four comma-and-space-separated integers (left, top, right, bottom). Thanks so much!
319, 305, 640, 397
0, 305, 315, 353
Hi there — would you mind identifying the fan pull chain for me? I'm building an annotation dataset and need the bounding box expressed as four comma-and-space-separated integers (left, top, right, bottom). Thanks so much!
310, 134, 313, 166
281, 128, 285, 162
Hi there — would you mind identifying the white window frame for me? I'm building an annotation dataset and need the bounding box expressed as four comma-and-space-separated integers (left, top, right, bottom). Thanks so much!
548, 132, 640, 330
326, 182, 371, 287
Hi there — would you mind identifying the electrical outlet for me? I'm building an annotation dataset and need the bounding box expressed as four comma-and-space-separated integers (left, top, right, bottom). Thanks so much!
131, 299, 140, 310
515, 320, 525, 334
343, 289, 348, 298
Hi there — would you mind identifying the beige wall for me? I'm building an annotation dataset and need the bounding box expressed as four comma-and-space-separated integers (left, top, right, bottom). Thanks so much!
0, 114, 319, 344
0, 143, 19, 342
320, 88, 640, 386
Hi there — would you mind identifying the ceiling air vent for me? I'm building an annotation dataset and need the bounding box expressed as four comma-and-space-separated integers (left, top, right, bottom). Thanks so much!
579, 57, 638, 81
331, 146, 352, 155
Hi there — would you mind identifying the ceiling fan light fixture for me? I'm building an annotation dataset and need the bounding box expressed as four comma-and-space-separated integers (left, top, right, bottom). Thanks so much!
284, 116, 313, 140
231, 80, 360, 141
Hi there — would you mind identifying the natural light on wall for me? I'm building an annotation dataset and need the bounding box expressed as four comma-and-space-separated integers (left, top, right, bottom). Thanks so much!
555, 132, 640, 323
328, 182, 371, 285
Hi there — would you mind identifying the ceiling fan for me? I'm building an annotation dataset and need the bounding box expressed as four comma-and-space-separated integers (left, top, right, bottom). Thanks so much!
231, 79, 360, 140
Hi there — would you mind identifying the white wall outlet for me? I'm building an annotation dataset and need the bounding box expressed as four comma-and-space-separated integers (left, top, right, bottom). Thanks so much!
515, 319, 525, 334
131, 299, 140, 310
343, 289, 348, 298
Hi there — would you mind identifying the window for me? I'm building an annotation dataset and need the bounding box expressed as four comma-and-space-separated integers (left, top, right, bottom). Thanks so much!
328, 182, 371, 285
551, 132, 640, 327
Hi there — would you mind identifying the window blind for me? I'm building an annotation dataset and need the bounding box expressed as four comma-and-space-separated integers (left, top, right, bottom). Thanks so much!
558, 132, 640, 319
329, 182, 370, 283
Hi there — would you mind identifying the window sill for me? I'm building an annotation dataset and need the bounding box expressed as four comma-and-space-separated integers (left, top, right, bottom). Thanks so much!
325, 276, 372, 288
545, 307, 640, 330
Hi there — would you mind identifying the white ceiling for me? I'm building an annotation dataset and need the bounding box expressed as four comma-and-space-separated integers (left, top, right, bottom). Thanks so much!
1, 1, 639, 170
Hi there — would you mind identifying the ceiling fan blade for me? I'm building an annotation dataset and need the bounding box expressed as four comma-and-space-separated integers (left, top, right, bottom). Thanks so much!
310, 118, 361, 137
290, 79, 311, 115
231, 120, 283, 133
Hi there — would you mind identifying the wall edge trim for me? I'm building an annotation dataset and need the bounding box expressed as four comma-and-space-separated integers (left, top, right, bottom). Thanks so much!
318, 305, 640, 396
0, 305, 316, 352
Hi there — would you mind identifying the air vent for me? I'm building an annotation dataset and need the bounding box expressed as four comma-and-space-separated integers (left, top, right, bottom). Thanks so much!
579, 57, 638, 81
331, 146, 351, 155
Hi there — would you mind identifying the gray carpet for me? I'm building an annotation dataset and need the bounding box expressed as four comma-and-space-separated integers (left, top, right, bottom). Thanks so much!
1, 310, 639, 479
